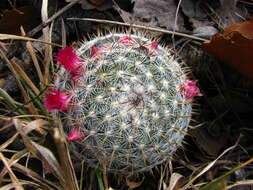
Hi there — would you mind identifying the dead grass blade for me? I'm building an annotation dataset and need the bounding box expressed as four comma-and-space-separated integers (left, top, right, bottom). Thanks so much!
13, 118, 65, 185
30, 141, 65, 180
11, 159, 62, 190
200, 157, 253, 190
23, 119, 49, 136
27, 0, 80, 37
53, 121, 80, 190
0, 180, 43, 190
0, 34, 62, 47
20, 27, 44, 84
61, 18, 67, 47
41, 0, 52, 86
0, 88, 26, 115
0, 133, 19, 152
43, 21, 54, 86
0, 118, 12, 132
10, 58, 38, 115
10, 58, 40, 95
0, 152, 24, 190
166, 173, 184, 190
25, 40, 44, 84
180, 141, 239, 190
0, 182, 27, 190
67, 18, 207, 42
0, 48, 38, 115
0, 150, 29, 184
225, 180, 253, 190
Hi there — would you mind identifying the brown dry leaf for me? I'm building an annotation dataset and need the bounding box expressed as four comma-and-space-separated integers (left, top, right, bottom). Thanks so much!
0, 79, 6, 88
0, 6, 40, 35
202, 17, 253, 79
30, 141, 63, 175
126, 175, 144, 189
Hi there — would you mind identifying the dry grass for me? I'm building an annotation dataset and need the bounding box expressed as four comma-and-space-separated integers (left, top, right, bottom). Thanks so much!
0, 0, 253, 190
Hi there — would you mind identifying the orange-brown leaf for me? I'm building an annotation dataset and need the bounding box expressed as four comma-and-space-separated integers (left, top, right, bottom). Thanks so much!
202, 17, 253, 79
0, 6, 40, 35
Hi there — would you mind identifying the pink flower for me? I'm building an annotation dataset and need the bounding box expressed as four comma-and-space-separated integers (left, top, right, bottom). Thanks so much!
145, 41, 158, 56
44, 89, 71, 111
66, 128, 85, 141
180, 80, 203, 99
89, 44, 111, 58
55, 46, 82, 76
117, 36, 137, 47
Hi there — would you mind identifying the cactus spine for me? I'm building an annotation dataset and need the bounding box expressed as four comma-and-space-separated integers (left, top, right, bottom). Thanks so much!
53, 32, 198, 173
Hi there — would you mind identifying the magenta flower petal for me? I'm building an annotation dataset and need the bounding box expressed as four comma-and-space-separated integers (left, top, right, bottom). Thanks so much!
89, 46, 101, 58
44, 89, 71, 111
118, 36, 137, 47
89, 44, 111, 58
66, 128, 85, 141
55, 46, 82, 75
180, 80, 203, 99
145, 40, 158, 56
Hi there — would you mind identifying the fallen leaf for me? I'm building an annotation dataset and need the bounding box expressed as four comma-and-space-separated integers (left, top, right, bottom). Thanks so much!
0, 6, 40, 35
202, 17, 253, 79
0, 78, 6, 88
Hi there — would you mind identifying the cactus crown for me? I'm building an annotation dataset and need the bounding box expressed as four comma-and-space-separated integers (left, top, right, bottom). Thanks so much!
51, 32, 200, 173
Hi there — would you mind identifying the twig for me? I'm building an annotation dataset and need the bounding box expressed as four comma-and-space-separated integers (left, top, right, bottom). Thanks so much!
27, 0, 81, 37
0, 34, 62, 47
67, 18, 208, 42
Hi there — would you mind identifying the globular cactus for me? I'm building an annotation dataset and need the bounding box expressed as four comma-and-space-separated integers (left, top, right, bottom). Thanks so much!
45, 32, 202, 173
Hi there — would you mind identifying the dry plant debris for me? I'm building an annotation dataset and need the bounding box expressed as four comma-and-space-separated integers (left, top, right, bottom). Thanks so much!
202, 16, 253, 79
0, 6, 40, 35
1, 0, 253, 190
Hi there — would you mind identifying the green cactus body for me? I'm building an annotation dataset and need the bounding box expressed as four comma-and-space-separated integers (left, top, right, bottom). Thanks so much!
55, 33, 192, 173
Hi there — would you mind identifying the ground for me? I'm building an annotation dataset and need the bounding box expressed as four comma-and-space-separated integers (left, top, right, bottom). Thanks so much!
0, 0, 253, 189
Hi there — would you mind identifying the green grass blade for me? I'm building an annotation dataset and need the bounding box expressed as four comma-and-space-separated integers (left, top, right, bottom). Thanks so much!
96, 168, 105, 190
0, 88, 27, 115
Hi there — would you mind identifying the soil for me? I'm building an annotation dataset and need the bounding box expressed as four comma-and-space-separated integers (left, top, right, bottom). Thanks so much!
1, 0, 253, 189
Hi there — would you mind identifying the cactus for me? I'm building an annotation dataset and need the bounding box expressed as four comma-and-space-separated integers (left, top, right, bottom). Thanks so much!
46, 32, 202, 173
